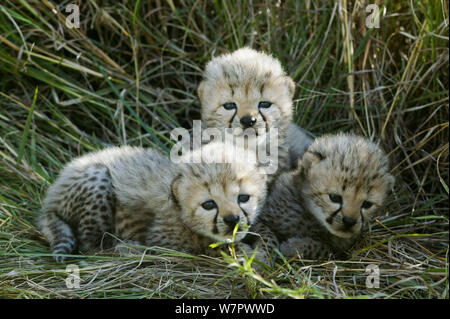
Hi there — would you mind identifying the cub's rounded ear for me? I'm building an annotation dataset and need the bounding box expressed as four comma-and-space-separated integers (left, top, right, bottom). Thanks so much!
291, 158, 304, 180
301, 150, 325, 172
385, 173, 395, 190
197, 81, 206, 103
294, 158, 303, 171
170, 174, 183, 208
284, 76, 295, 99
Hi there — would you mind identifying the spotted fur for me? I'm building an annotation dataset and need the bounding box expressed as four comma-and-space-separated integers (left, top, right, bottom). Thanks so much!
198, 48, 312, 178
248, 133, 395, 260
38, 142, 268, 262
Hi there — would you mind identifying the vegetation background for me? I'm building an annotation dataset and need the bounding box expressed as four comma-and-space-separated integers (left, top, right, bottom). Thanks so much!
0, 0, 448, 298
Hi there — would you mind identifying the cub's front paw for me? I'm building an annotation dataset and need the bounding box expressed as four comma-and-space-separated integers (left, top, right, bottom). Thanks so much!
279, 237, 319, 259
237, 243, 273, 267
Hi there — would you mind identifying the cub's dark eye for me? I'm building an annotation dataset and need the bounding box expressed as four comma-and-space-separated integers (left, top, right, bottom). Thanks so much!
223, 102, 237, 110
238, 194, 250, 203
258, 101, 272, 108
361, 201, 373, 209
258, 101, 272, 109
329, 193, 342, 204
201, 200, 217, 210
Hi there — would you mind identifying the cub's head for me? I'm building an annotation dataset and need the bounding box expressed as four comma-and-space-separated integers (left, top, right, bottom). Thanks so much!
296, 133, 395, 239
171, 142, 267, 243
198, 48, 294, 136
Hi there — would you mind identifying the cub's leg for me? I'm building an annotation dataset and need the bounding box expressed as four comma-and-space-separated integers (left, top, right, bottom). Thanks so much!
37, 211, 76, 263
279, 237, 333, 260
240, 221, 280, 267
38, 164, 115, 261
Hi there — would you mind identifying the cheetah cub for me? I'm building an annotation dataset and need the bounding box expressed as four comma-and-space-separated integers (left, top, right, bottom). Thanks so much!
37, 142, 267, 262
198, 47, 312, 175
254, 133, 395, 260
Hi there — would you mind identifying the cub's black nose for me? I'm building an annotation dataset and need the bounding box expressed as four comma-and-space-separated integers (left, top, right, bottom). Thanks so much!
342, 216, 357, 227
240, 116, 257, 128
223, 215, 240, 227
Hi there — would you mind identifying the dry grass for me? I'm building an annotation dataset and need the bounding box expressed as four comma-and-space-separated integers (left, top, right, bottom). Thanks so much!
0, 0, 448, 298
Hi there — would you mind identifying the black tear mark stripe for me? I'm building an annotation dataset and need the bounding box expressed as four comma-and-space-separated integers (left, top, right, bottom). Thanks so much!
326, 206, 341, 224
229, 109, 237, 128
213, 209, 219, 234
258, 110, 267, 123
241, 207, 250, 225
258, 110, 269, 132
227, 82, 237, 128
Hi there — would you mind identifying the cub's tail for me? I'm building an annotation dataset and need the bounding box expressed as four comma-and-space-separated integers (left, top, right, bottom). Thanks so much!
37, 211, 76, 263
